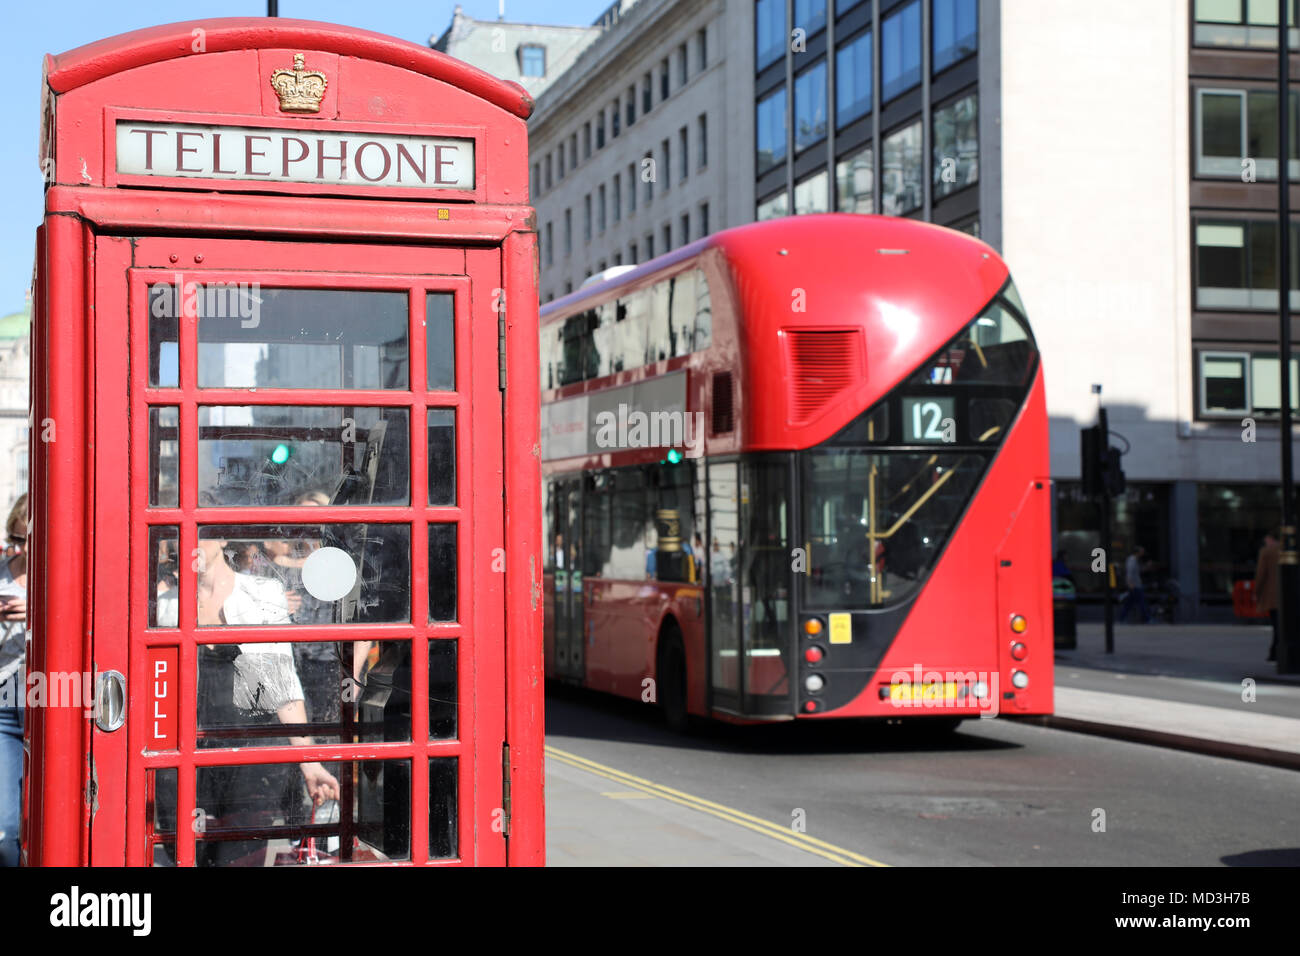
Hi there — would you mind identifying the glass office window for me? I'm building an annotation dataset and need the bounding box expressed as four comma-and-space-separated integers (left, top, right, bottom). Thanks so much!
757, 86, 788, 175
1197, 350, 1300, 417
794, 60, 828, 152
932, 93, 978, 199
836, 145, 873, 213
1194, 0, 1299, 49
1200, 352, 1249, 415
836, 30, 872, 128
756, 0, 787, 71
1196, 88, 1300, 178
932, 0, 978, 73
882, 121, 922, 215
794, 170, 830, 214
795, 0, 827, 36
881, 1, 921, 102
757, 191, 790, 221
1250, 354, 1300, 413
1195, 219, 1300, 309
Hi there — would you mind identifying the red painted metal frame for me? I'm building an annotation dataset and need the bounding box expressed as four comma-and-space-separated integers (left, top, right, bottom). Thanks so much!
538, 215, 1052, 724
45, 19, 533, 117
29, 19, 543, 867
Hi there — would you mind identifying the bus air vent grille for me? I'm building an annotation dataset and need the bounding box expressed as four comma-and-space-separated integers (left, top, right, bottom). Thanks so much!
784, 330, 862, 425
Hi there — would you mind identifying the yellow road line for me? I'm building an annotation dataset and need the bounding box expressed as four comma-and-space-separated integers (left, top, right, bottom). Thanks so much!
601, 791, 656, 799
546, 745, 890, 867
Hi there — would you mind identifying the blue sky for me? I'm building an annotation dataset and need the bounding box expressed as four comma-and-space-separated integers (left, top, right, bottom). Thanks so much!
0, 0, 612, 315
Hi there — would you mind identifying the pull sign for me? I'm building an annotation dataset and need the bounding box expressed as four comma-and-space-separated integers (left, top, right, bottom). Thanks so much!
146, 647, 179, 750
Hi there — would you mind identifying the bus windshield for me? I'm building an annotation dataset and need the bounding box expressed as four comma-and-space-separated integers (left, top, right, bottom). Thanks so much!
801, 284, 1036, 610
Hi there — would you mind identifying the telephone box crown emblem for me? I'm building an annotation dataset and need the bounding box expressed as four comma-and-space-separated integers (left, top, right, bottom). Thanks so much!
270, 53, 327, 113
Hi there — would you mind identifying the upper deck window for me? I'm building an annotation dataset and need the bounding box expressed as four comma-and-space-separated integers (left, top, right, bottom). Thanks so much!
542, 269, 713, 389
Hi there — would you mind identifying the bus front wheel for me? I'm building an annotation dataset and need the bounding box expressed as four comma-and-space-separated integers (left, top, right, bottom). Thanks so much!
657, 626, 689, 733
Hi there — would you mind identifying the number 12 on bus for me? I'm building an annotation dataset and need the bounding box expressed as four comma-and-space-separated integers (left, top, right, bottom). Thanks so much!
539, 215, 1051, 728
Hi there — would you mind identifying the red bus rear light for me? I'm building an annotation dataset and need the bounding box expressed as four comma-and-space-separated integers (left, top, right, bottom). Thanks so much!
805, 646, 824, 663
1010, 642, 1028, 661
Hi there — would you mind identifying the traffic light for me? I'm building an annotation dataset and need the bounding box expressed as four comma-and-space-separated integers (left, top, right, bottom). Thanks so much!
1080, 424, 1125, 498
1102, 446, 1126, 498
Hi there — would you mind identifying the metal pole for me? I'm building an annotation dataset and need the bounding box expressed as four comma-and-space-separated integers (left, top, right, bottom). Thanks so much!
1100, 406, 1115, 654
268, 0, 278, 16
1280, 2, 1299, 673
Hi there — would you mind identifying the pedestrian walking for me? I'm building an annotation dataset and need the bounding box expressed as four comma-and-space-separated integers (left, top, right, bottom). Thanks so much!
1254, 529, 1281, 662
1118, 545, 1150, 623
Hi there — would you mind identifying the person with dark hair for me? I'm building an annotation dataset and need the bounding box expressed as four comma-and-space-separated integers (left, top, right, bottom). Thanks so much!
1254, 529, 1281, 663
156, 535, 338, 865
0, 494, 28, 867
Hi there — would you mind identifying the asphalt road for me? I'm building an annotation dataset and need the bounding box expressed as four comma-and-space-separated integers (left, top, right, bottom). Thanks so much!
545, 684, 1300, 866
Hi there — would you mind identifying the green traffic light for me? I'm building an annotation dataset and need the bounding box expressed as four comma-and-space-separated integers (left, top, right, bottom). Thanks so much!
270, 443, 292, 465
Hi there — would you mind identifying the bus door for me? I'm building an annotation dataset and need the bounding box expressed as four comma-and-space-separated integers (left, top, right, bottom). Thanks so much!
551, 477, 585, 681
89, 234, 506, 865
737, 458, 795, 716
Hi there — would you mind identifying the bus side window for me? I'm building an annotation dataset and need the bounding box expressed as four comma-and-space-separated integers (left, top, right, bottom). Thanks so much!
649, 461, 695, 582
646, 280, 671, 365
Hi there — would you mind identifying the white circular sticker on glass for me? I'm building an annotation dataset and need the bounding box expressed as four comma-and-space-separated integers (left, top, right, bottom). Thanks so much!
301, 547, 358, 602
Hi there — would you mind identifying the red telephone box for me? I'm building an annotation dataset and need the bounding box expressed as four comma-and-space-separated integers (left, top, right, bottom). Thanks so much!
25, 18, 542, 866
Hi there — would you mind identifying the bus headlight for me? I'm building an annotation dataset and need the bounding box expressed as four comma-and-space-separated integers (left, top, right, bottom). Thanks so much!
805, 674, 825, 694
1011, 670, 1029, 689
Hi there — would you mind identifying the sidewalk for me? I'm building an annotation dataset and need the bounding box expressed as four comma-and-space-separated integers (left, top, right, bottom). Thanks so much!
1045, 622, 1300, 770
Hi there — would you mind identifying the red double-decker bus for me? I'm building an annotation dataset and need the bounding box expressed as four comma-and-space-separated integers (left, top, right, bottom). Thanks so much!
540, 214, 1051, 730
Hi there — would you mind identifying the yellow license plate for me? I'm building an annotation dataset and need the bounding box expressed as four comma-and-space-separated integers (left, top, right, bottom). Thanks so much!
889, 682, 961, 702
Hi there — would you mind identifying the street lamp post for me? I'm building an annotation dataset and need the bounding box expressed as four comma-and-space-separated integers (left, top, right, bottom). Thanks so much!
1279, 1, 1298, 674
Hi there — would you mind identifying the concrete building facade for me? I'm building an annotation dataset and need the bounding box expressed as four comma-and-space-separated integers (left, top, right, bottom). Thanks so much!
431, 3, 610, 100
527, 0, 751, 301
445, 0, 1300, 617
